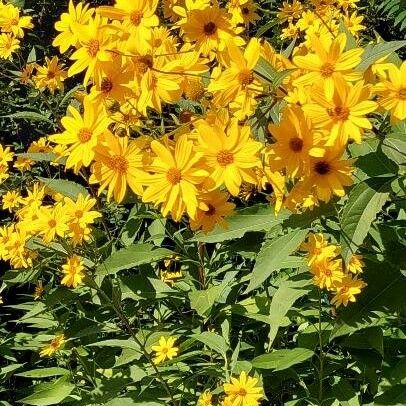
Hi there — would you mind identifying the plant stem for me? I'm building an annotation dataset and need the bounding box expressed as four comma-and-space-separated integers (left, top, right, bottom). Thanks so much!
317, 289, 324, 405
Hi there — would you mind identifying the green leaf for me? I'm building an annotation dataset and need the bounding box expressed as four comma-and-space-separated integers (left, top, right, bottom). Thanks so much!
382, 122, 406, 166
246, 229, 309, 292
37, 177, 88, 200
255, 57, 296, 88
15, 153, 61, 163
2, 111, 54, 126
356, 40, 406, 71
96, 244, 172, 276
119, 275, 176, 300
267, 280, 312, 347
251, 348, 314, 371
20, 376, 74, 406
87, 339, 141, 351
340, 177, 392, 263
331, 377, 360, 406
192, 204, 289, 243
16, 368, 70, 378
192, 332, 228, 357
189, 284, 227, 317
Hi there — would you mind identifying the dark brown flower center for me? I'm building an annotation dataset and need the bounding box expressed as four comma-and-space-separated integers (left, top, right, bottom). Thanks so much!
203, 22, 217, 35
289, 137, 303, 152
101, 77, 113, 93
314, 160, 331, 175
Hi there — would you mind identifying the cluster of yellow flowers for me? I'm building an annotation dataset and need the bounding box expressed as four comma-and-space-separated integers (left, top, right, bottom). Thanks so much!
0, 0, 32, 59
26, 0, 401, 235
302, 233, 367, 307
0, 142, 100, 286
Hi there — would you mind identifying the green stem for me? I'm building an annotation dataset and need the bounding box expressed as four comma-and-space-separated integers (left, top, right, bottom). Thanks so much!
318, 289, 324, 405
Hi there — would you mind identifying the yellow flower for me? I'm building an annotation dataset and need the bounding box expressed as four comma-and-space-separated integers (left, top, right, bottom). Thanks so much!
268, 106, 324, 178
68, 15, 115, 86
40, 334, 66, 357
223, 371, 263, 406
2, 190, 23, 212
34, 56, 67, 94
0, 3, 33, 38
53, 0, 95, 53
293, 33, 363, 100
90, 131, 145, 203
197, 390, 213, 406
227, 0, 259, 26
336, 0, 359, 10
300, 147, 354, 203
331, 275, 366, 307
196, 122, 262, 196
303, 81, 377, 146
35, 205, 69, 243
0, 33, 19, 59
151, 336, 179, 364
343, 11, 365, 37
20, 63, 35, 84
142, 135, 208, 221
181, 6, 239, 56
208, 38, 263, 119
346, 254, 364, 274
311, 258, 344, 290
160, 270, 183, 285
374, 62, 406, 123
61, 255, 86, 288
49, 96, 109, 172
97, 0, 159, 50
277, 0, 303, 22
301, 233, 339, 265
64, 193, 101, 228
190, 191, 235, 233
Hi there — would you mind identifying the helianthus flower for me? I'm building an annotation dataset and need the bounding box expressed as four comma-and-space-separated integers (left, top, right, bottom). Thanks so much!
223, 371, 263, 406
0, 3, 33, 38
374, 61, 406, 123
2, 190, 23, 212
196, 122, 262, 196
61, 255, 86, 288
35, 205, 69, 243
343, 11, 365, 37
346, 254, 364, 274
181, 6, 239, 56
34, 56, 67, 94
293, 33, 363, 100
49, 96, 110, 172
310, 258, 344, 290
151, 336, 179, 364
40, 334, 66, 357
268, 106, 325, 178
53, 0, 95, 53
64, 193, 101, 228
331, 275, 366, 307
301, 233, 339, 265
197, 391, 214, 406
190, 191, 235, 233
303, 81, 377, 146
208, 38, 263, 119
90, 131, 145, 203
97, 0, 159, 50
300, 147, 354, 202
0, 33, 19, 59
142, 135, 208, 221
68, 15, 115, 86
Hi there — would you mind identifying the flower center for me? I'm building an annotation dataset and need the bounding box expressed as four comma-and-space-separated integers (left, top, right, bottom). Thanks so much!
289, 137, 303, 152
46, 70, 56, 79
237, 388, 247, 397
48, 219, 57, 228
314, 160, 331, 175
134, 55, 153, 74
241, 6, 250, 15
78, 128, 93, 143
161, 347, 169, 354
101, 77, 113, 93
130, 11, 143, 25
238, 69, 254, 86
341, 286, 349, 294
87, 39, 100, 57
206, 204, 216, 216
108, 155, 128, 174
203, 21, 217, 36
324, 269, 332, 276
217, 150, 234, 166
398, 88, 406, 100
320, 62, 334, 77
167, 168, 182, 184
328, 106, 349, 121
75, 210, 83, 219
